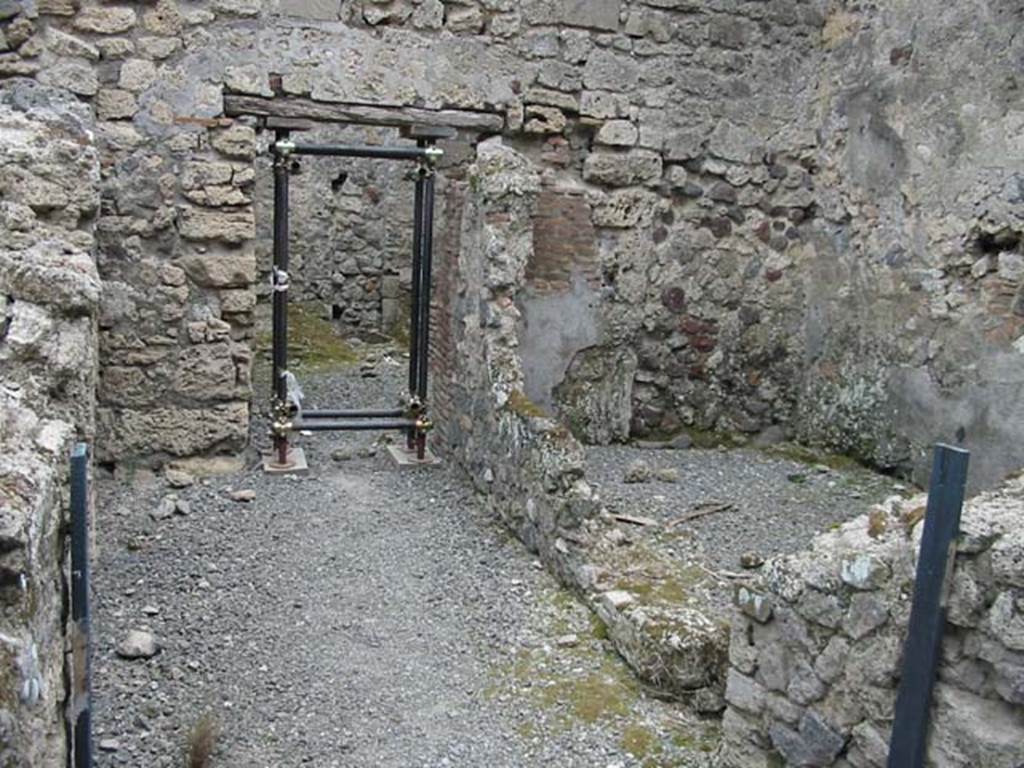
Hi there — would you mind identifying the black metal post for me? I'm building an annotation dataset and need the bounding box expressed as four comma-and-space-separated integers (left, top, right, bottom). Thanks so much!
300, 408, 405, 419
407, 154, 426, 450
292, 418, 419, 432
290, 143, 434, 161
272, 130, 292, 466
416, 147, 436, 405
69, 443, 92, 768
887, 444, 970, 768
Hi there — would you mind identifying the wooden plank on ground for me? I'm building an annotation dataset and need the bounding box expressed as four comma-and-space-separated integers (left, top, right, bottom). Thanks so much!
887, 444, 970, 768
224, 94, 505, 132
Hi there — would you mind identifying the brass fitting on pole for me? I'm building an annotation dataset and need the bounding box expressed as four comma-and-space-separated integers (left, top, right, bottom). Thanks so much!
403, 394, 424, 419
270, 399, 293, 439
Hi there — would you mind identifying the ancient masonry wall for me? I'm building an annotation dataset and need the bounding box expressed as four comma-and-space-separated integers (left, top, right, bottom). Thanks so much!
720, 479, 1024, 768
447, 138, 729, 712
0, 0, 1021, 486
0, 80, 101, 767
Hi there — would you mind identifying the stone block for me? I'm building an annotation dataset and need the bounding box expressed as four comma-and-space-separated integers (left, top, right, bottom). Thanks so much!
39, 60, 98, 96
279, 0, 340, 20
591, 189, 659, 228
211, 125, 257, 160
725, 669, 766, 715
45, 29, 99, 61
583, 150, 662, 187
556, 0, 620, 31
988, 591, 1024, 651
523, 105, 566, 134
73, 7, 137, 34
177, 248, 255, 287
842, 592, 889, 640
95, 88, 137, 120
840, 555, 890, 591
580, 90, 629, 119
596, 119, 638, 147
118, 58, 157, 92
96, 402, 249, 461
769, 710, 845, 767
814, 635, 850, 684
583, 49, 640, 91
177, 207, 255, 243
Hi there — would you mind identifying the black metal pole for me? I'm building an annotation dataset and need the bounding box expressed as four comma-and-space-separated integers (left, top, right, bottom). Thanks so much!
292, 418, 419, 432
409, 160, 426, 400
300, 408, 406, 419
291, 143, 432, 161
70, 442, 92, 768
416, 151, 436, 404
272, 130, 293, 466
887, 444, 970, 768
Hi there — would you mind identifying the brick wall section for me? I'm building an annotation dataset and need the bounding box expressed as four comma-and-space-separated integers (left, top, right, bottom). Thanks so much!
527, 189, 600, 293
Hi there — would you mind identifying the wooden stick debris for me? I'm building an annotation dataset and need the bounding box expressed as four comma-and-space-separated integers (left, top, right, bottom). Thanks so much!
666, 500, 736, 527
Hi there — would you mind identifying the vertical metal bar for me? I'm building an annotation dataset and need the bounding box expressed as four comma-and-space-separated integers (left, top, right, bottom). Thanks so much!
887, 444, 970, 768
272, 130, 291, 465
408, 153, 425, 399
407, 140, 427, 450
416, 146, 436, 403
70, 443, 92, 768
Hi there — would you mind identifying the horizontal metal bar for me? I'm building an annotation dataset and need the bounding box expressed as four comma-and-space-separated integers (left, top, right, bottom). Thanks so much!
300, 408, 405, 419
292, 419, 418, 432
289, 143, 434, 161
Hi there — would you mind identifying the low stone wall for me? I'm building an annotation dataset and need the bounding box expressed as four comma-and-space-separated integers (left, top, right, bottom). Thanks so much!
720, 477, 1024, 767
445, 137, 728, 710
0, 80, 101, 766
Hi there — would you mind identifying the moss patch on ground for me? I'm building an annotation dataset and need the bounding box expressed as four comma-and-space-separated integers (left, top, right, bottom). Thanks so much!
255, 303, 359, 371
759, 440, 867, 472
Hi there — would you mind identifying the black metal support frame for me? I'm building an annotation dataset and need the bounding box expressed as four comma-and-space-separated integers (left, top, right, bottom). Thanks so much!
69, 443, 92, 768
268, 131, 442, 467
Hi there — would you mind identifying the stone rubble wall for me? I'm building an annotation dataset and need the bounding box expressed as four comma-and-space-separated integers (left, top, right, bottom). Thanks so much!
447, 137, 729, 712
626, 0, 1024, 491
1, 0, 261, 465
1, 0, 1021, 485
721, 477, 1024, 768
0, 79, 101, 768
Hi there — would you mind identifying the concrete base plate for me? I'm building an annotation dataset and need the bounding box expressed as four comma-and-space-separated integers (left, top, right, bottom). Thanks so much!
262, 447, 309, 475
387, 444, 442, 467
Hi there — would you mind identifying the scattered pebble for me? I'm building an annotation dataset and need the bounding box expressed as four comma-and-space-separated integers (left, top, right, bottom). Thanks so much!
332, 447, 356, 462
229, 489, 256, 503
98, 738, 120, 753
116, 629, 159, 660
150, 496, 177, 521
654, 467, 680, 483
165, 469, 195, 488
622, 459, 652, 484
740, 551, 765, 569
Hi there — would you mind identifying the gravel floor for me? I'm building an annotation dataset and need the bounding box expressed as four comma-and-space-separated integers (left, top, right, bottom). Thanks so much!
91, 354, 715, 768
585, 444, 909, 572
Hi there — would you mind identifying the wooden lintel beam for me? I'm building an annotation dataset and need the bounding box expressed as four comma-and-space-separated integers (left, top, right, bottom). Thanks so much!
224, 94, 505, 133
